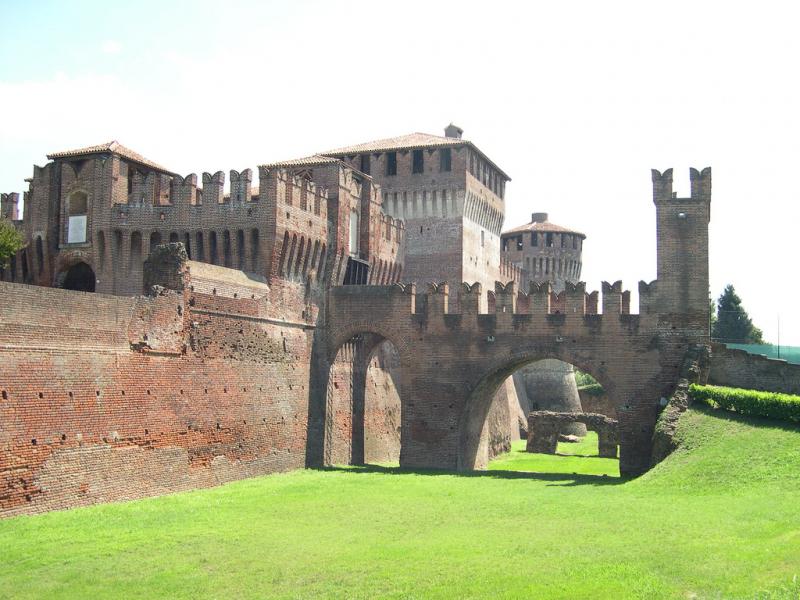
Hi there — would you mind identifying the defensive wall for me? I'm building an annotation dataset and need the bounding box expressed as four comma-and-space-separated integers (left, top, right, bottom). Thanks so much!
0, 247, 399, 517
708, 343, 800, 395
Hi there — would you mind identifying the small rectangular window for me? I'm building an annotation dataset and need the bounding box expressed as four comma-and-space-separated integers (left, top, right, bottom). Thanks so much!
516, 235, 523, 251
440, 148, 451, 172
531, 232, 538, 246
412, 150, 424, 174
546, 232, 553, 247
386, 152, 397, 176
360, 154, 370, 175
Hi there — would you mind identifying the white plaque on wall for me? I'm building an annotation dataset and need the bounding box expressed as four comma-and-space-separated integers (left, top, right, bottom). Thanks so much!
67, 215, 87, 244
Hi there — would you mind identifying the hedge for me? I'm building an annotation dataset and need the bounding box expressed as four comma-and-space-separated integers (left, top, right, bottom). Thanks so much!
689, 384, 800, 424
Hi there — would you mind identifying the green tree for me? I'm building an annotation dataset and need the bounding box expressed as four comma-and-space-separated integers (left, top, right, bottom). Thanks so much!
712, 284, 764, 344
0, 219, 25, 269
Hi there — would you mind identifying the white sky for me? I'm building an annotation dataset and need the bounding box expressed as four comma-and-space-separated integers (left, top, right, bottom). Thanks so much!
1, 0, 798, 344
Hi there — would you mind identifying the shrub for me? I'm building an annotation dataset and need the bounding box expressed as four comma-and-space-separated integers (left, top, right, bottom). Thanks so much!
689, 384, 800, 424
574, 369, 599, 387
578, 383, 605, 397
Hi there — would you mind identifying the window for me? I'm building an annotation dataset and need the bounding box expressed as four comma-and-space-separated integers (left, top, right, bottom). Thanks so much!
67, 191, 88, 244
531, 232, 538, 246
516, 235, 523, 251
360, 154, 370, 175
412, 150, 424, 174
546, 232, 553, 247
386, 152, 397, 176
502, 238, 509, 251
349, 210, 359, 256
481, 230, 485, 247
440, 148, 451, 172
573, 236, 578, 249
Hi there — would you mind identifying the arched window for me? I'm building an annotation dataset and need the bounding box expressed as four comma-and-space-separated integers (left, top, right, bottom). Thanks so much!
67, 191, 88, 243
149, 231, 162, 252
349, 209, 359, 257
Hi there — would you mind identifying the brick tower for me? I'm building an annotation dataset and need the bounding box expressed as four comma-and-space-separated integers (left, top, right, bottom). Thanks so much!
501, 213, 589, 436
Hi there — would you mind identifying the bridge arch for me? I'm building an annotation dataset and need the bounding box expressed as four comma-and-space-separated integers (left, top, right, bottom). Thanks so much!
312, 325, 409, 468
458, 351, 615, 471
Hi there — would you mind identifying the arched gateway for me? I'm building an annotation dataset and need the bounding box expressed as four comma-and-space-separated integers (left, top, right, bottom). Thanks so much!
314, 167, 712, 477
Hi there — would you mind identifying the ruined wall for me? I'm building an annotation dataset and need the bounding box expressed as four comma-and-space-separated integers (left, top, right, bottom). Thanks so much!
578, 388, 617, 419
708, 343, 800, 395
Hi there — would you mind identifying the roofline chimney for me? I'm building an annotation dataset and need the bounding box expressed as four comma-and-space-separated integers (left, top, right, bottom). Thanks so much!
444, 123, 463, 139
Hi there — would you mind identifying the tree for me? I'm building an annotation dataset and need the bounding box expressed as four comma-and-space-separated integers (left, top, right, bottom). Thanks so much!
712, 285, 764, 344
0, 219, 25, 269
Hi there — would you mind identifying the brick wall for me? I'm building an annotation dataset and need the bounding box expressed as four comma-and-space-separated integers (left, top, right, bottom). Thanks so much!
0, 253, 403, 516
708, 343, 800, 395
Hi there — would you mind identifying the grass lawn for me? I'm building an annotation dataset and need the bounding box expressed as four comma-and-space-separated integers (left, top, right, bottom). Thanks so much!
1, 407, 799, 599
488, 431, 620, 477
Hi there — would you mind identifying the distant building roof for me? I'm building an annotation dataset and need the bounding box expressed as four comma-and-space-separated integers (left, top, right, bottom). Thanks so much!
322, 131, 511, 181
258, 154, 342, 169
502, 216, 585, 238
47, 141, 176, 175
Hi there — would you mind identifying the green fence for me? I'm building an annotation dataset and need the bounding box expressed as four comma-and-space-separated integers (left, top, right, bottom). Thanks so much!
724, 344, 800, 365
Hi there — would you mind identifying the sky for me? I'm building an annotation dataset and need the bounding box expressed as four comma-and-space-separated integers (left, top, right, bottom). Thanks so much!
1, 0, 798, 344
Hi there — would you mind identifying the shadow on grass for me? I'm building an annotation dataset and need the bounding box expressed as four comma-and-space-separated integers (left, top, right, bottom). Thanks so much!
315, 464, 627, 487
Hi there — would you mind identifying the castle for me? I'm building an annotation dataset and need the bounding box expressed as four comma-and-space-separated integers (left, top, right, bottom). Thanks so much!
6, 126, 788, 518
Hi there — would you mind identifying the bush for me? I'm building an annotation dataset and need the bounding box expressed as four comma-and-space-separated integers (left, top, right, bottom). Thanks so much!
689, 384, 800, 424
574, 369, 599, 387
578, 383, 604, 397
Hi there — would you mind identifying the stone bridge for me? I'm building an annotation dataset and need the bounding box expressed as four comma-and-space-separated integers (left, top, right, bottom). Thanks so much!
308, 167, 712, 477
311, 280, 695, 476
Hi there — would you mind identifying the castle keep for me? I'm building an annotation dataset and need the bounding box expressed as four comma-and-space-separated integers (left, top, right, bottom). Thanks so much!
0, 127, 718, 516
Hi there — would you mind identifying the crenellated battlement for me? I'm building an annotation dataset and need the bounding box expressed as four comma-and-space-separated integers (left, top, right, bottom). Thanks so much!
1, 192, 20, 220
346, 279, 653, 321
652, 166, 712, 204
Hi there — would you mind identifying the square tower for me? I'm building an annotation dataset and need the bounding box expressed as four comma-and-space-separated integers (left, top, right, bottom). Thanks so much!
323, 125, 511, 291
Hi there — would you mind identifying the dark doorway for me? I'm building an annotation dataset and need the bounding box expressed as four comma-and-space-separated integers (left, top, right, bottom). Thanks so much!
62, 262, 96, 292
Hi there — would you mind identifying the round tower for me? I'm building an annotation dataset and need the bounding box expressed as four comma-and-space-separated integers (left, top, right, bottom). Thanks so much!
501, 213, 587, 438
500, 212, 585, 293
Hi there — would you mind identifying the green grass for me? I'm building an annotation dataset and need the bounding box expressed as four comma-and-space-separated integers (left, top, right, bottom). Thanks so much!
488, 431, 619, 477
1, 407, 799, 599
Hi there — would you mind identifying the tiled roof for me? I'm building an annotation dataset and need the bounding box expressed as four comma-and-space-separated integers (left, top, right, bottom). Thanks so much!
47, 141, 176, 174
324, 132, 465, 155
502, 220, 586, 238
322, 131, 511, 181
258, 154, 342, 169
